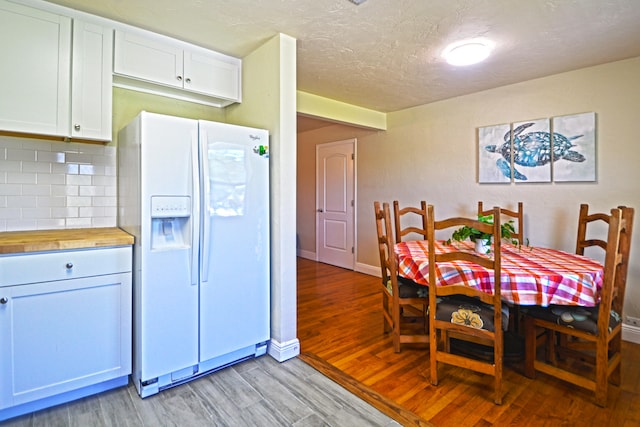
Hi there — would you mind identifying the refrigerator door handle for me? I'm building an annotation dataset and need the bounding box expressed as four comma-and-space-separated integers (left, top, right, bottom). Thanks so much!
191, 129, 200, 286
200, 129, 211, 283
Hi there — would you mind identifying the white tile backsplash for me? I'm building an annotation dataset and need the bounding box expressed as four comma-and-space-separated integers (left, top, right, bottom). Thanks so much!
0, 136, 117, 231
67, 174, 92, 186
7, 172, 36, 184
24, 185, 53, 196
0, 160, 21, 172
23, 161, 52, 173
0, 184, 21, 196
8, 196, 36, 208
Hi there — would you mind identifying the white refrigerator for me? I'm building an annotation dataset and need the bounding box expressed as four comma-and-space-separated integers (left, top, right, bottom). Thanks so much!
118, 111, 270, 397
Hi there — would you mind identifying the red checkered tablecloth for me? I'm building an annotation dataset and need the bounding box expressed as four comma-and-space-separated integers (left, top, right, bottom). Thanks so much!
394, 240, 604, 306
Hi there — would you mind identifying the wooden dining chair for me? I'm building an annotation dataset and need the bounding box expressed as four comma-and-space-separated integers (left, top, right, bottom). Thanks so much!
426, 205, 508, 404
523, 205, 634, 407
393, 200, 428, 243
479, 201, 524, 331
374, 201, 429, 353
478, 201, 524, 244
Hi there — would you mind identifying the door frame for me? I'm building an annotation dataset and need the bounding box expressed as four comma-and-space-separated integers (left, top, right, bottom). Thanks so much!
315, 138, 357, 269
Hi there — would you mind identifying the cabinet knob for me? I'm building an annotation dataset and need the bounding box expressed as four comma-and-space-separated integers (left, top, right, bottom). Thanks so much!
177, 75, 183, 81
185, 78, 191, 84
74, 124, 81, 131
66, 262, 73, 269
0, 297, 7, 304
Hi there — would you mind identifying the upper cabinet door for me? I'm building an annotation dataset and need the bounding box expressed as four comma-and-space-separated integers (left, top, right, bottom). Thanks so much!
184, 50, 240, 101
71, 20, 113, 141
113, 31, 184, 89
0, 0, 71, 136
113, 29, 241, 107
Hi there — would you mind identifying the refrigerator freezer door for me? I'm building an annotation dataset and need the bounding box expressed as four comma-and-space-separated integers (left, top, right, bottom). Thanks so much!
198, 122, 270, 362
137, 113, 200, 381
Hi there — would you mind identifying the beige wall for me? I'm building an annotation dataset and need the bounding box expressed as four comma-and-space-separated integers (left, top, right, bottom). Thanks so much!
297, 56, 640, 319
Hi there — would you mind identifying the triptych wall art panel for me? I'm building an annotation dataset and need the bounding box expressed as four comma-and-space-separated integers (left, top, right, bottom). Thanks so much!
478, 112, 596, 184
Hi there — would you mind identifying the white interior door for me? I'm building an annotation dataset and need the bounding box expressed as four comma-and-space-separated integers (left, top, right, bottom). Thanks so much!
316, 139, 355, 269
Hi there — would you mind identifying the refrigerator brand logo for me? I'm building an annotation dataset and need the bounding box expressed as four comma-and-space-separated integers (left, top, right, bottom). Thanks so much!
249, 134, 261, 141
253, 145, 269, 157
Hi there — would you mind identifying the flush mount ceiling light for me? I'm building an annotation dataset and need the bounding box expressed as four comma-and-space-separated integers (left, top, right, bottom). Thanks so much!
443, 39, 494, 66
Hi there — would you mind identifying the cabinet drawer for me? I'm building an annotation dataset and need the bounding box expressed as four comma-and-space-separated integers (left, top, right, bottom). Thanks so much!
0, 246, 132, 287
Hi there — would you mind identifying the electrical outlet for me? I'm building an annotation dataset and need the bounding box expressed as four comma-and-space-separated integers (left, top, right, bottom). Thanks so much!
626, 316, 640, 327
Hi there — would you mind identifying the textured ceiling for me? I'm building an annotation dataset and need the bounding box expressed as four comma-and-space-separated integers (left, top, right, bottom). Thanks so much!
46, 0, 640, 113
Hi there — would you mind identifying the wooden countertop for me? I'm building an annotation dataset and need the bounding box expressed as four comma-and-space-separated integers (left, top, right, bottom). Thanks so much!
0, 227, 134, 254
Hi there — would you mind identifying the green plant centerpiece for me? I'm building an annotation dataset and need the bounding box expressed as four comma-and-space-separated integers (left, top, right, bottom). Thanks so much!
445, 214, 517, 254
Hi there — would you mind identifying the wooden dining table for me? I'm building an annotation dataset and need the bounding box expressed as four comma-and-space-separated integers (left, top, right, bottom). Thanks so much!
394, 240, 605, 307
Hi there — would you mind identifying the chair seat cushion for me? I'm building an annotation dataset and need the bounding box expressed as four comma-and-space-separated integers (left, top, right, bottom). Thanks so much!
435, 295, 510, 332
385, 276, 428, 298
522, 305, 621, 335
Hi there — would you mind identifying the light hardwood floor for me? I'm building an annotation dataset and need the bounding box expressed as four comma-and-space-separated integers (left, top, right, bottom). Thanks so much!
296, 257, 640, 426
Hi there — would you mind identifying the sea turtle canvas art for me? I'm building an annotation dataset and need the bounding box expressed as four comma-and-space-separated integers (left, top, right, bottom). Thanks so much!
552, 112, 596, 182
478, 113, 596, 183
479, 119, 552, 183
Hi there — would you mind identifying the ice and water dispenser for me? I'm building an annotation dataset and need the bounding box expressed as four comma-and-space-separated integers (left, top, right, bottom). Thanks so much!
150, 196, 191, 250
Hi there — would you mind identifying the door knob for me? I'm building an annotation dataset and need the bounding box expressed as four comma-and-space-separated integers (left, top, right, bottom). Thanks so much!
317, 209, 323, 213
0, 297, 8, 304
74, 124, 81, 131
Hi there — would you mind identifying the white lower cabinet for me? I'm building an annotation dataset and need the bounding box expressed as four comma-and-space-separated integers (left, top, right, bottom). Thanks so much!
0, 246, 132, 421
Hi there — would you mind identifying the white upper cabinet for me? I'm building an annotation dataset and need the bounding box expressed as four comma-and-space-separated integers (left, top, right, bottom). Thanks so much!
113, 30, 241, 107
0, 0, 71, 136
71, 20, 113, 141
0, 0, 113, 142
184, 50, 240, 101
113, 31, 183, 89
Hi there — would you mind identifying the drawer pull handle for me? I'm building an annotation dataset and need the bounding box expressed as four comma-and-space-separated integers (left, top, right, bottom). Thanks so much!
66, 263, 73, 269
0, 297, 7, 304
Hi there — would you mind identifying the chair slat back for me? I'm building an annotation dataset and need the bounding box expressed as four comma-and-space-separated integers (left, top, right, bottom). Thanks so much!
374, 201, 397, 284
575, 203, 612, 254
596, 208, 622, 333
478, 201, 523, 244
393, 200, 428, 243
610, 206, 634, 318
427, 205, 502, 305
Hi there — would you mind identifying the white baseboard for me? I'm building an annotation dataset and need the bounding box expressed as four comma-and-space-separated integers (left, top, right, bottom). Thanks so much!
296, 251, 380, 278
297, 249, 316, 261
267, 338, 300, 362
355, 262, 380, 277
622, 323, 640, 344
